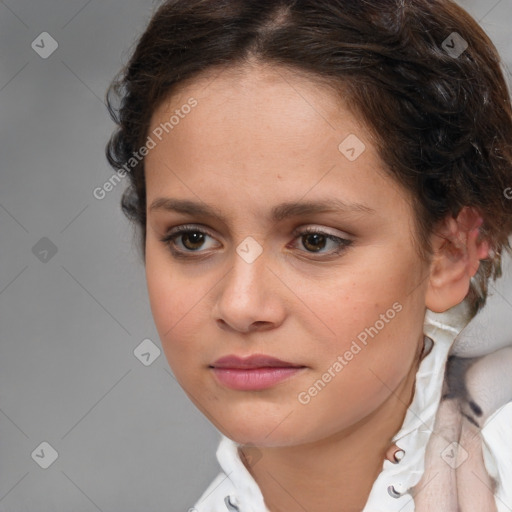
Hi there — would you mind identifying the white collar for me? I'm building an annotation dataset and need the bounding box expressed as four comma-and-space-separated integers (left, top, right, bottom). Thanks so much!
207, 306, 470, 512
362, 306, 467, 510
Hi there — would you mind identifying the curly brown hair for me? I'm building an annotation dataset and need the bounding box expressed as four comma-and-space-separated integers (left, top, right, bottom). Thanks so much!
105, 0, 512, 318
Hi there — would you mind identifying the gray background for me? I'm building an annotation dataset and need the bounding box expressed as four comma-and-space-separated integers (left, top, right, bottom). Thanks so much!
0, 1, 511, 511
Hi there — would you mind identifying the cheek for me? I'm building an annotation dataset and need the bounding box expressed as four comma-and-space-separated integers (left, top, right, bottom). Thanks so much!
146, 251, 170, 331
145, 249, 196, 361
297, 261, 425, 404
299, 251, 423, 348
145, 249, 221, 385
297, 308, 422, 438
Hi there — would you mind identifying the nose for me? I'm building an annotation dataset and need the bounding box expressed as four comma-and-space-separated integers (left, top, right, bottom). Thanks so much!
212, 245, 286, 334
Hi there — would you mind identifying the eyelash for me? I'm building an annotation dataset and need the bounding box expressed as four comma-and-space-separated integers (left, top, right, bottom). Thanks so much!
159, 224, 353, 259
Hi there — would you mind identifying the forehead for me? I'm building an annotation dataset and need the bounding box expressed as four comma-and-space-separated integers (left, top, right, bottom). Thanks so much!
144, 63, 413, 227
148, 62, 363, 149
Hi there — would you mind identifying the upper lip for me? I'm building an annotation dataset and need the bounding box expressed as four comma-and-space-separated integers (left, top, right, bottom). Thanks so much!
210, 354, 304, 369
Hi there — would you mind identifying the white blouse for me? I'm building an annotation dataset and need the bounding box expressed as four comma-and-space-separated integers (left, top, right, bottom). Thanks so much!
190, 306, 512, 512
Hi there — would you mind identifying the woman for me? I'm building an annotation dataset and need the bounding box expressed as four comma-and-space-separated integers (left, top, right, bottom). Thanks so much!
105, 1, 512, 510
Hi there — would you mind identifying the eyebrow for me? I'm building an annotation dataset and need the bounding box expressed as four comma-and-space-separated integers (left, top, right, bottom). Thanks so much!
149, 197, 376, 222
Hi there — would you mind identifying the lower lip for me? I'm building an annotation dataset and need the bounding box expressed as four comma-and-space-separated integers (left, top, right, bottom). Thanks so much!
211, 367, 305, 390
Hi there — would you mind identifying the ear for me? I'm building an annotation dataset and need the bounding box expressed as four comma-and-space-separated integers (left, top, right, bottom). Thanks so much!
425, 206, 490, 313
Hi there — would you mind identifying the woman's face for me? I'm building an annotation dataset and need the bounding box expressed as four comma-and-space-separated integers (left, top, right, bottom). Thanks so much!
144, 63, 432, 447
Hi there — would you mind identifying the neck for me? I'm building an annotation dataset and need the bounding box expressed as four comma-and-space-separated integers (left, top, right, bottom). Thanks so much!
239, 341, 423, 512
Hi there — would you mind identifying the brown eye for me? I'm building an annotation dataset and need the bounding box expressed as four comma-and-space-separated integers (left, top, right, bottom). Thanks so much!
180, 231, 207, 251
160, 224, 353, 260
302, 232, 328, 252
159, 225, 218, 257
292, 227, 353, 256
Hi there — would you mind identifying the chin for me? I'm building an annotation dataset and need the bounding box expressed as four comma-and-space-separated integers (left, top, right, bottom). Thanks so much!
213, 414, 307, 448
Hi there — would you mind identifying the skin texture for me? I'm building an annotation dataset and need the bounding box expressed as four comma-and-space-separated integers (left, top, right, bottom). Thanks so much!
143, 62, 487, 512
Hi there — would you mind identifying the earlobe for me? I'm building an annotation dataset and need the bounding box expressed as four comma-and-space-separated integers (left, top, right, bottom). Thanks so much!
425, 207, 490, 313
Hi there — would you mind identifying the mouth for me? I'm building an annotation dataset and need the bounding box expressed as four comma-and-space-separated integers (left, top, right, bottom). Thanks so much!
210, 353, 305, 369
209, 354, 306, 390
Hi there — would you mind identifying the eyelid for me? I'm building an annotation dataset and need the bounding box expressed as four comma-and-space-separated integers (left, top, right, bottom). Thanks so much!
290, 224, 352, 240
165, 223, 352, 242
166, 223, 215, 238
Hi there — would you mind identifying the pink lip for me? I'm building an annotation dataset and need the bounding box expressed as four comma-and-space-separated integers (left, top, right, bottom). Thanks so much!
210, 354, 306, 390
211, 353, 302, 369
